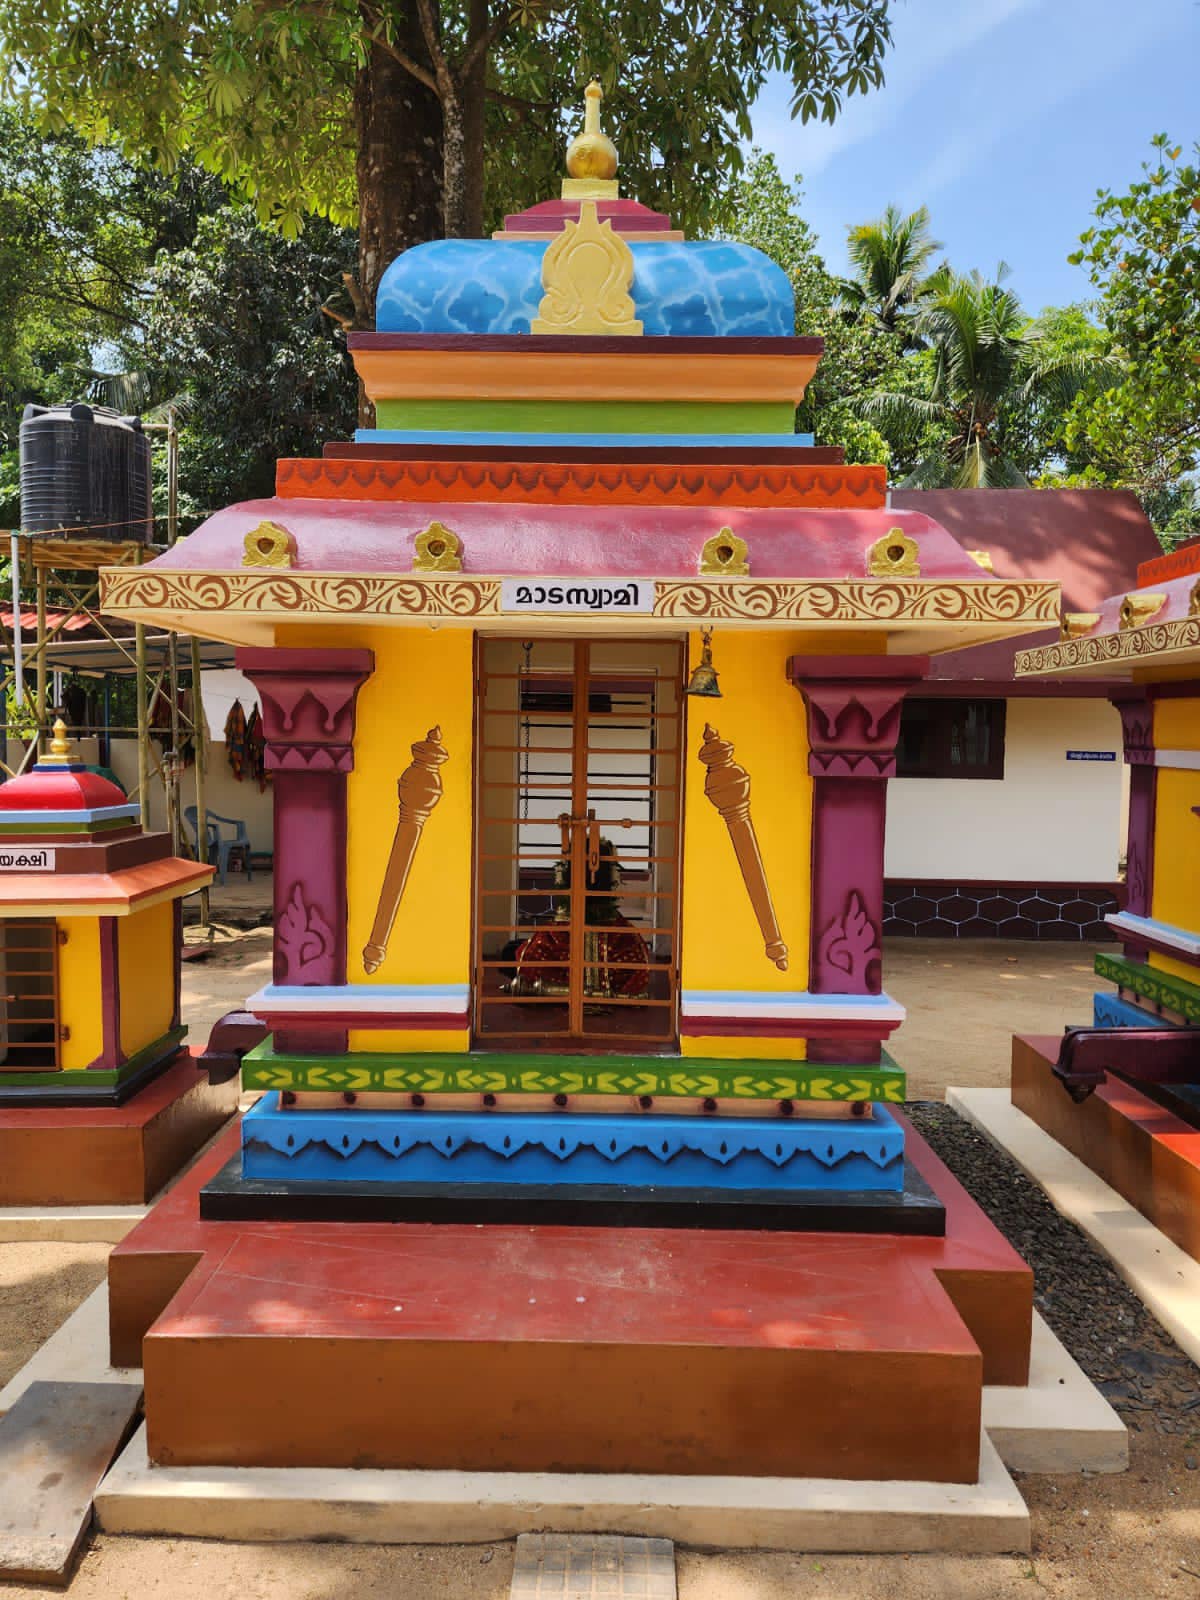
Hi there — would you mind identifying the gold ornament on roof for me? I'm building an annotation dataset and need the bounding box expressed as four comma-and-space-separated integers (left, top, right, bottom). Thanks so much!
243, 520, 297, 568
1119, 591, 1166, 630
563, 79, 619, 199
699, 529, 750, 576
1190, 578, 1200, 618
867, 527, 920, 578
1060, 611, 1101, 640
412, 521, 463, 572
532, 200, 642, 337
966, 549, 994, 572
42, 717, 73, 766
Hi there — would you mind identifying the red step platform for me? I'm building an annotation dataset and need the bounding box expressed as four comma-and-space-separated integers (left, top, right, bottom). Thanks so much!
0, 1053, 239, 1207
108, 1112, 1032, 1484
1013, 1032, 1200, 1263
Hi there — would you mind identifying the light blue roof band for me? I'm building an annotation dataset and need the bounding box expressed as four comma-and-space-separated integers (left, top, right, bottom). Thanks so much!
355, 430, 816, 450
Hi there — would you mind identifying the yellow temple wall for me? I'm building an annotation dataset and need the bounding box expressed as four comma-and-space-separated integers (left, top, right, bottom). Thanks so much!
118, 901, 176, 1057
58, 917, 103, 1071
282, 623, 474, 1053
1149, 695, 1200, 983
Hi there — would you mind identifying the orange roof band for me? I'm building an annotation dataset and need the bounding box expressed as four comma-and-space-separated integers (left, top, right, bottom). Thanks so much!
350, 347, 822, 407
0, 857, 213, 917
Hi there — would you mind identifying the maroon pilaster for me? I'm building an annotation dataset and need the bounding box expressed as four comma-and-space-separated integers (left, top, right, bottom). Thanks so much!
787, 656, 927, 1063
236, 648, 374, 1053
90, 918, 124, 1071
1111, 689, 1156, 960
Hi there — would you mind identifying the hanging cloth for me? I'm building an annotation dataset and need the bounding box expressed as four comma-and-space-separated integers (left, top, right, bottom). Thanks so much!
225, 698, 247, 781
245, 703, 268, 793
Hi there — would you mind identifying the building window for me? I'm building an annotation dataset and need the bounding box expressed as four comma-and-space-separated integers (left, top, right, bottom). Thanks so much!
896, 698, 1006, 780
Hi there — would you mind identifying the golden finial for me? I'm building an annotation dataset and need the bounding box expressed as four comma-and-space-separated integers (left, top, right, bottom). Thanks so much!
562, 80, 619, 200
43, 718, 72, 766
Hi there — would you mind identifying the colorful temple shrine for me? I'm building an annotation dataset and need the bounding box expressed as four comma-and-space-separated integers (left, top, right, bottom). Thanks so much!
0, 722, 235, 1205
101, 88, 1059, 1479
1009, 544, 1200, 1261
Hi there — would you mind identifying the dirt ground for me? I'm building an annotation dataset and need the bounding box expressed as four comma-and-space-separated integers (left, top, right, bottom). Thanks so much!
886, 937, 1102, 1100
3, 932, 1198, 1598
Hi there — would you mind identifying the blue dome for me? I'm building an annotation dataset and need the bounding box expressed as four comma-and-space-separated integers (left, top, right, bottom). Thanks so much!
376, 238, 794, 337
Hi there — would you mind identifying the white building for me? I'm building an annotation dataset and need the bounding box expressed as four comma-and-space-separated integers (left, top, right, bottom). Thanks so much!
883, 488, 1163, 940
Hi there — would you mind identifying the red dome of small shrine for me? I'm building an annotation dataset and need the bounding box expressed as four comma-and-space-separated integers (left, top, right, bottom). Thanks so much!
0, 721, 130, 815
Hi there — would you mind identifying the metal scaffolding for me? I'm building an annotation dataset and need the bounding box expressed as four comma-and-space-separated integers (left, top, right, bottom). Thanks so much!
2, 409, 224, 933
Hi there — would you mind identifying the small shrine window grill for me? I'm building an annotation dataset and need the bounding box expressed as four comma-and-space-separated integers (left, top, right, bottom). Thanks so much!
0, 918, 62, 1071
473, 637, 685, 1051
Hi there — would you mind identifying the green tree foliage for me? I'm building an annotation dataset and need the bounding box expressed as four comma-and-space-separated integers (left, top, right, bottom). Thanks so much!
716, 151, 907, 464
0, 107, 355, 529
1066, 135, 1200, 521
0, 0, 896, 308
836, 203, 942, 340
0, 107, 218, 523
141, 210, 357, 527
861, 267, 1118, 487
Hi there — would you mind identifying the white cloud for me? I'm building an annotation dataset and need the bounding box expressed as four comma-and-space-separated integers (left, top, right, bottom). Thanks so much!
896, 2, 1163, 205
752, 0, 1041, 175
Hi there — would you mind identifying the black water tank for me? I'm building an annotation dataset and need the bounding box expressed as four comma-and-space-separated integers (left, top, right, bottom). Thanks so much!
19, 403, 153, 544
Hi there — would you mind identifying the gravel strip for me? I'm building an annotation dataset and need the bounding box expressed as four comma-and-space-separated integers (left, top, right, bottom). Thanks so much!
908, 1101, 1200, 1435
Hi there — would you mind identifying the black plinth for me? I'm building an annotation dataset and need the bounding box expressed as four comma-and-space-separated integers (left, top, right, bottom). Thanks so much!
199, 1153, 947, 1234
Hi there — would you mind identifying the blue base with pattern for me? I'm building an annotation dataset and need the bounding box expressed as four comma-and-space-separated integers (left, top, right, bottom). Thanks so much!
240, 1095, 905, 1192
1093, 991, 1171, 1029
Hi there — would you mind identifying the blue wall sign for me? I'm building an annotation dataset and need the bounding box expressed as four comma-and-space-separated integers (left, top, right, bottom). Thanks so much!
1066, 750, 1117, 762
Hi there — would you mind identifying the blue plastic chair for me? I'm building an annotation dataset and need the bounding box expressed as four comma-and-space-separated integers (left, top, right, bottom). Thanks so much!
184, 806, 253, 887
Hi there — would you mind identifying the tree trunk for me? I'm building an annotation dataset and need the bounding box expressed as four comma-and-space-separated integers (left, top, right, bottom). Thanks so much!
355, 4, 444, 322
441, 93, 469, 238
459, 0, 488, 238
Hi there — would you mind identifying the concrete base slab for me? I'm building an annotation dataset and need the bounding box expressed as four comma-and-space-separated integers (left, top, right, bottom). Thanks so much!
983, 1312, 1127, 1473
949, 1087, 1200, 1369
0, 1381, 142, 1585
511, 1534, 676, 1599
0, 1285, 137, 1419
93, 1425, 1030, 1554
0, 1205, 146, 1245
0, 1109, 245, 1243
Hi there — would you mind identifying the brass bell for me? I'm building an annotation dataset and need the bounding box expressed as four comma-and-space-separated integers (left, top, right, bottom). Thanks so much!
685, 628, 722, 698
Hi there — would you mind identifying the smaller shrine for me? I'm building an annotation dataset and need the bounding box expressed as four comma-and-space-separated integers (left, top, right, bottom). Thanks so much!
1010, 547, 1200, 1259
0, 721, 236, 1206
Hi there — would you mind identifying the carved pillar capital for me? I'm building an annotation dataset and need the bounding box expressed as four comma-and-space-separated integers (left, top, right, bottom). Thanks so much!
1108, 688, 1154, 766
787, 657, 926, 1057
235, 648, 375, 1052
787, 656, 928, 779
236, 648, 374, 774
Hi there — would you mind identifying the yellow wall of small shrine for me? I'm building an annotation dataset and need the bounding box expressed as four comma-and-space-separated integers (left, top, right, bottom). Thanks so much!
118, 901, 175, 1056
283, 624, 475, 1047
58, 917, 102, 1071
1149, 696, 1200, 982
680, 628, 812, 1058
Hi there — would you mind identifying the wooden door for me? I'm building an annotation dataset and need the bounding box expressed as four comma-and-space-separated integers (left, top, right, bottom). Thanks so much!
473, 637, 684, 1052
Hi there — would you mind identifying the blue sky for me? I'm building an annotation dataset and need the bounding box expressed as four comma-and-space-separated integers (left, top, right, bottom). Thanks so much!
750, 0, 1200, 313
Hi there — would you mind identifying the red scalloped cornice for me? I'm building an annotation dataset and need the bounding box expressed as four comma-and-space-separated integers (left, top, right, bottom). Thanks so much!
276, 456, 887, 510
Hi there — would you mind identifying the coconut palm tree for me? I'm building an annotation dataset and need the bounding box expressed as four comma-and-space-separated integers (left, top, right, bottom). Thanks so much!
837, 205, 942, 337
861, 267, 1120, 488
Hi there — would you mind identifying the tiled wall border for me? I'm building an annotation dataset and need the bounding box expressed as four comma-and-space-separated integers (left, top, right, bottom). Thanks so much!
884, 879, 1120, 941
